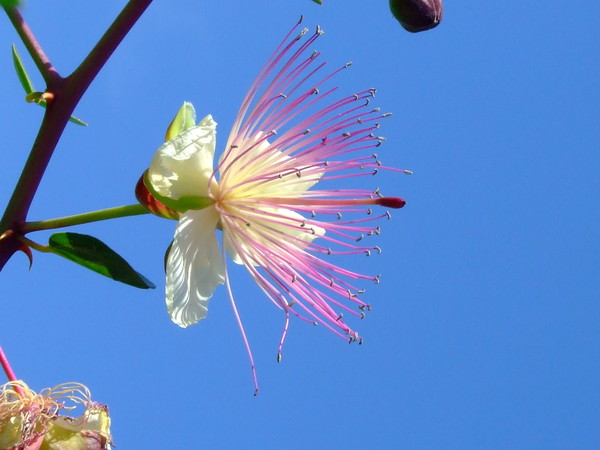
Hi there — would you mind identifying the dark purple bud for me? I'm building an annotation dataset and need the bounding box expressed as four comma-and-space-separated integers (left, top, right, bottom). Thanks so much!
389, 0, 443, 33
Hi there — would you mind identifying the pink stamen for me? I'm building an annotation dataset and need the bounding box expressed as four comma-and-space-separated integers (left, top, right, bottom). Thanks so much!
198, 18, 407, 391
253, 196, 406, 208
277, 311, 290, 362
222, 245, 259, 396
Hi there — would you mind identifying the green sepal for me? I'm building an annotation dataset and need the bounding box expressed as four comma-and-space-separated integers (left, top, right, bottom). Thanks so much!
1, 0, 22, 6
48, 232, 155, 289
11, 45, 88, 126
311, 0, 323, 4
143, 171, 214, 213
165, 102, 197, 142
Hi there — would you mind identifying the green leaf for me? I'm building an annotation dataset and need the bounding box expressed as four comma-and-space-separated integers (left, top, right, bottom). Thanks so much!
49, 232, 155, 289
12, 45, 35, 94
1, 0, 22, 8
311, 0, 323, 4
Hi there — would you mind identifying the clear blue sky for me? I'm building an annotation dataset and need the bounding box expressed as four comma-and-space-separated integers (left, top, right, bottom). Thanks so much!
1, 1, 599, 448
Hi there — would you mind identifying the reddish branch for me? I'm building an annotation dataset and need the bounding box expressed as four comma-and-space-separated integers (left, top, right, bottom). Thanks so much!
0, 1, 154, 270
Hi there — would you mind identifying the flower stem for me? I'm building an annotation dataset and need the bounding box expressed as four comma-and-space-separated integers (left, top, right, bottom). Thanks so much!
0, 345, 24, 397
22, 204, 150, 233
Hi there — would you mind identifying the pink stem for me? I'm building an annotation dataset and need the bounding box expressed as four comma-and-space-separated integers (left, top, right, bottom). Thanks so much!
0, 345, 24, 397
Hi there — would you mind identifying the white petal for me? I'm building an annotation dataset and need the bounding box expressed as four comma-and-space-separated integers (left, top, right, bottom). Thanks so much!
166, 207, 225, 327
148, 115, 217, 200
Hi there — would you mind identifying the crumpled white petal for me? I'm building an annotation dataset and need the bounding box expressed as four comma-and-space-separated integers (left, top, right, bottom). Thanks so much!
166, 207, 224, 327
148, 115, 217, 200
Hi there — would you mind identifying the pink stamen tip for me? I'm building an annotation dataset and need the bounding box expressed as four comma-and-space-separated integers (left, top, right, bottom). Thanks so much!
376, 197, 406, 209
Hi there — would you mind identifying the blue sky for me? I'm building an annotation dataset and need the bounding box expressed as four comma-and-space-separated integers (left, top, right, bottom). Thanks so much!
1, 1, 599, 448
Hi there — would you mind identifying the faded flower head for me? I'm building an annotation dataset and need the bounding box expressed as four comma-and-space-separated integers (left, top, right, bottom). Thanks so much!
138, 17, 409, 393
0, 380, 112, 449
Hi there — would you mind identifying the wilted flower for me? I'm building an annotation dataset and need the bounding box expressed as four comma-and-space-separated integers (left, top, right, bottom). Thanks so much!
138, 17, 409, 393
0, 380, 112, 449
389, 0, 444, 33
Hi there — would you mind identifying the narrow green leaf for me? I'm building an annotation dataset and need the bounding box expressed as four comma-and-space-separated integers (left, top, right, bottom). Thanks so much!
11, 44, 35, 94
12, 45, 87, 126
49, 232, 155, 289
67, 115, 88, 126
311, 0, 323, 4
